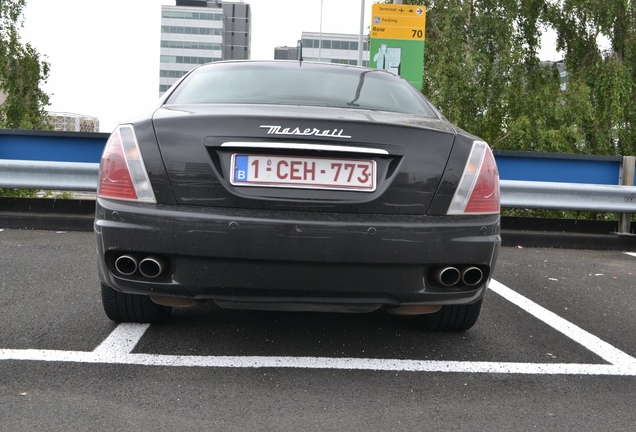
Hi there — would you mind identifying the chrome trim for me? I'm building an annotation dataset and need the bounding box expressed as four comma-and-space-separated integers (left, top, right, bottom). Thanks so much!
221, 142, 389, 155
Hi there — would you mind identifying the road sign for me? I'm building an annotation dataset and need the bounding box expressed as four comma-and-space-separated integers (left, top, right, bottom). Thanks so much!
370, 4, 426, 90
371, 5, 426, 40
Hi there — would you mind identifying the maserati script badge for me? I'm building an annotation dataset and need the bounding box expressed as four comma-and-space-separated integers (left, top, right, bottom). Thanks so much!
260, 125, 352, 139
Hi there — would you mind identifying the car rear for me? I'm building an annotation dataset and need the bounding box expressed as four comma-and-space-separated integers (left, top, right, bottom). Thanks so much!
95, 61, 500, 329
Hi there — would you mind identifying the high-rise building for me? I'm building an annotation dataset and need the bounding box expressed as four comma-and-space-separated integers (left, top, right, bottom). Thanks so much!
298, 32, 369, 67
159, 0, 251, 96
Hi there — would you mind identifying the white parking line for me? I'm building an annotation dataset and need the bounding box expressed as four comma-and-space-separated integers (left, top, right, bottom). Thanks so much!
1, 349, 635, 375
1, 279, 636, 375
624, 252, 636, 258
488, 280, 636, 367
93, 323, 151, 354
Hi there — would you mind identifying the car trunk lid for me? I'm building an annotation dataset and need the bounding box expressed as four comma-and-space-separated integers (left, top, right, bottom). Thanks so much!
152, 104, 457, 215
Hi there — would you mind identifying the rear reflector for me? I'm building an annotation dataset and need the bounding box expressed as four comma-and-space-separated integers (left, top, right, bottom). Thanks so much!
447, 141, 499, 215
97, 125, 156, 203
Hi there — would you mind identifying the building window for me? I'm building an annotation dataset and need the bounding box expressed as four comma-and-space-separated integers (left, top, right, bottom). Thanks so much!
160, 55, 217, 64
162, 11, 222, 21
329, 59, 357, 65
161, 26, 222, 36
160, 70, 188, 78
161, 40, 221, 51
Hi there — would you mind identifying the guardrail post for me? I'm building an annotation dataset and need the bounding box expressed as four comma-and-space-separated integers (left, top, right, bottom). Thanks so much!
618, 156, 635, 235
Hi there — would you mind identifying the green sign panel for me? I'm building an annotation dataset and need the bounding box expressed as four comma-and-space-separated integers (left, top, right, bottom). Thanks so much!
370, 4, 426, 90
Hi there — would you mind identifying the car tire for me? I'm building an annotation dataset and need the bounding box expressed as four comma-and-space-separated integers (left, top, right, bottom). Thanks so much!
101, 284, 172, 323
418, 300, 482, 331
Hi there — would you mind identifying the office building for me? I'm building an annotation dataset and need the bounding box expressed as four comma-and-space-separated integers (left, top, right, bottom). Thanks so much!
159, 0, 251, 96
274, 46, 299, 61
299, 32, 369, 67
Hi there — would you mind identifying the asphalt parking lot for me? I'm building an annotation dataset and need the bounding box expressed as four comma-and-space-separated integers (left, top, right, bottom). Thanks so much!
1, 229, 635, 431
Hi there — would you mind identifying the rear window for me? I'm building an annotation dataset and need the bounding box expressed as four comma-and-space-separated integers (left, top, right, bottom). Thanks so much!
166, 62, 436, 117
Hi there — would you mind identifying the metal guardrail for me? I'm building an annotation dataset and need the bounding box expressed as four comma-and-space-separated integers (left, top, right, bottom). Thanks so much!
0, 159, 99, 192
1, 130, 634, 236
1, 158, 635, 213
500, 180, 636, 213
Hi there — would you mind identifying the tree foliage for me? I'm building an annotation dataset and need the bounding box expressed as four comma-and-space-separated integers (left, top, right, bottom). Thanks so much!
1, 0, 51, 198
549, 0, 636, 156
400, 0, 636, 156
0, 0, 51, 129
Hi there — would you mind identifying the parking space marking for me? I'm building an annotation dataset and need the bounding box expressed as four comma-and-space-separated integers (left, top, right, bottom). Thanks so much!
624, 252, 636, 258
2, 279, 636, 375
1, 348, 635, 375
93, 323, 151, 354
488, 280, 636, 367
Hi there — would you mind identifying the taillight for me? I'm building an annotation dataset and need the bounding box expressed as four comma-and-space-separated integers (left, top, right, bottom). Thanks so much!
97, 125, 156, 203
447, 141, 499, 215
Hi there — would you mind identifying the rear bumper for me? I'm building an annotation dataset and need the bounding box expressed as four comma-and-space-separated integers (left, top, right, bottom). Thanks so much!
95, 198, 500, 311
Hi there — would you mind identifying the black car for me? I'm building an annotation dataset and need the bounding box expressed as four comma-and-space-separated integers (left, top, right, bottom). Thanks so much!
95, 60, 500, 331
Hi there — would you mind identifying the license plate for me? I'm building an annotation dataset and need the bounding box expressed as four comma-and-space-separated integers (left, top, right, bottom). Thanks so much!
231, 154, 376, 191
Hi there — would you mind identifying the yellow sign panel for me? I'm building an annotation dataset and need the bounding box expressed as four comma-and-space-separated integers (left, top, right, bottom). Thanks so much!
371, 4, 426, 41
371, 26, 425, 41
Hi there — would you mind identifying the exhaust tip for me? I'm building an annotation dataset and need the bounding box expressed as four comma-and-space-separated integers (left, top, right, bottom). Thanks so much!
139, 256, 165, 279
432, 266, 461, 287
461, 266, 484, 286
115, 255, 138, 276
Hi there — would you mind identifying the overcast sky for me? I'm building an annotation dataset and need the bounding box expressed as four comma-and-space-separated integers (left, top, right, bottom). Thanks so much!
20, 0, 560, 133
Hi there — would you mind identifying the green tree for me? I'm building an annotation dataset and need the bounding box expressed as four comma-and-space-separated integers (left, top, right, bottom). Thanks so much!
410, 0, 586, 152
548, 0, 636, 156
399, 0, 635, 156
0, 0, 51, 129
1, 0, 52, 197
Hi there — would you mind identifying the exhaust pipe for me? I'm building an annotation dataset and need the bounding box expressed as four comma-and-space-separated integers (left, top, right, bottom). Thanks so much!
432, 266, 461, 287
461, 266, 484, 286
139, 256, 166, 279
115, 255, 138, 276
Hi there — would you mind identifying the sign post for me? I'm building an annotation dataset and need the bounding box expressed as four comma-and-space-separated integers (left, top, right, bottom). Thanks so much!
369, 3, 426, 90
